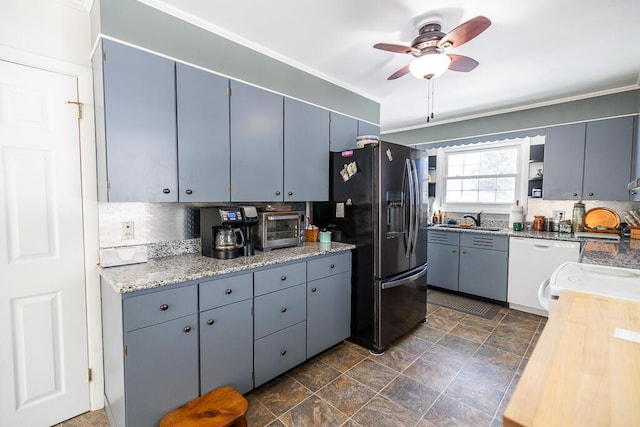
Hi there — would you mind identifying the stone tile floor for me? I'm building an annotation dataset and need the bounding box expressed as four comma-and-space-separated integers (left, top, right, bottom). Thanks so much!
60, 298, 545, 427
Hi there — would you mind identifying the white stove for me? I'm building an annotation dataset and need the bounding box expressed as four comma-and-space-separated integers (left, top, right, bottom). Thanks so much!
538, 261, 640, 314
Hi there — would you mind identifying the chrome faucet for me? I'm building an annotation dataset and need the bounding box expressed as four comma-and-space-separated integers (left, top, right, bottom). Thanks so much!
463, 211, 482, 226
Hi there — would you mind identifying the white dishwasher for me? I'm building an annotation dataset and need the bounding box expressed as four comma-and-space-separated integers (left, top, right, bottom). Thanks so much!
507, 237, 580, 316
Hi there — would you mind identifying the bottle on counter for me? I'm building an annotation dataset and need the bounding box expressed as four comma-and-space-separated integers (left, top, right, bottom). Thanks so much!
572, 201, 586, 233
509, 200, 524, 230
436, 210, 443, 224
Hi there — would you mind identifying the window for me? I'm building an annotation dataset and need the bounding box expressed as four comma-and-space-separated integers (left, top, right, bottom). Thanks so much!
444, 145, 521, 206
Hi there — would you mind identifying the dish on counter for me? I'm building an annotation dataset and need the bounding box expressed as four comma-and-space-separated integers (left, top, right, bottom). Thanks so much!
583, 207, 620, 233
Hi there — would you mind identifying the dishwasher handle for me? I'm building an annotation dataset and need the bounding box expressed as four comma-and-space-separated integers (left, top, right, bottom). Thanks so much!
537, 278, 551, 311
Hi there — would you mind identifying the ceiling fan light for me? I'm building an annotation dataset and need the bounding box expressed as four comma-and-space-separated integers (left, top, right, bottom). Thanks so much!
409, 54, 451, 79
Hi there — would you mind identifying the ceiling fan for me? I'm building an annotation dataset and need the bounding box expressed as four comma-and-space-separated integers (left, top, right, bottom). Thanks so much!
374, 15, 491, 80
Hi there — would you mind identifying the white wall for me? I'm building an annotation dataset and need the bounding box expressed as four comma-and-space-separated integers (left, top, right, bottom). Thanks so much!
0, 0, 92, 67
0, 0, 103, 412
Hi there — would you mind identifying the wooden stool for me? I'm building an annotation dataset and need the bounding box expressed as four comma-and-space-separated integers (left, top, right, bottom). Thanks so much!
159, 386, 248, 427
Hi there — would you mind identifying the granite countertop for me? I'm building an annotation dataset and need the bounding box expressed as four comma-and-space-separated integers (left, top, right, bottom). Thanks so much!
99, 242, 355, 294
429, 225, 640, 269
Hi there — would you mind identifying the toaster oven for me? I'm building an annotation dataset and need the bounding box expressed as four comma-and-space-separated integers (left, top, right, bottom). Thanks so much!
254, 211, 303, 251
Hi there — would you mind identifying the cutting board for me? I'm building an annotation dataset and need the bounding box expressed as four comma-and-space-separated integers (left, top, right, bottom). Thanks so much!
573, 231, 620, 240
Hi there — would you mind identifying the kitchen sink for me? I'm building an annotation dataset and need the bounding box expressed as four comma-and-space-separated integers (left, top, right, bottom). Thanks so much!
434, 224, 502, 232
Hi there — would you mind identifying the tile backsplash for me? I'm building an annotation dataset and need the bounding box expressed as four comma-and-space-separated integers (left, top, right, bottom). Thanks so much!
98, 203, 198, 248
526, 199, 640, 223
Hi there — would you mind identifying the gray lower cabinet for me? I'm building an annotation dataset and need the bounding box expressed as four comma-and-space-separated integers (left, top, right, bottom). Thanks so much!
176, 64, 230, 202
199, 272, 253, 395
330, 112, 358, 152
101, 253, 353, 426
427, 231, 460, 291
284, 98, 330, 201
543, 117, 635, 201
101, 280, 199, 427
95, 39, 178, 202
230, 81, 284, 201
427, 231, 508, 302
458, 234, 508, 302
306, 253, 352, 358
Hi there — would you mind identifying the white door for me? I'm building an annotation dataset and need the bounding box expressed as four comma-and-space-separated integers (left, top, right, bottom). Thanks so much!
0, 60, 90, 425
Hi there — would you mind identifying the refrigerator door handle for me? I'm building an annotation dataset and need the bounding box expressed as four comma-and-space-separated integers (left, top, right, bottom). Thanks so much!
410, 159, 420, 252
405, 158, 415, 256
381, 264, 428, 290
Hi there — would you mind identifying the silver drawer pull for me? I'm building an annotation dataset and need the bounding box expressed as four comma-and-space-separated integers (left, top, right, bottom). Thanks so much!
225, 289, 232, 295
183, 326, 192, 333
160, 304, 169, 311
280, 276, 287, 281
280, 350, 287, 356
330, 264, 335, 268
312, 287, 317, 293
207, 319, 214, 326
281, 307, 287, 313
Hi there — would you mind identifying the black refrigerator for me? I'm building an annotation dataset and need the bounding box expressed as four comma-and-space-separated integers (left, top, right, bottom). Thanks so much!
313, 141, 429, 353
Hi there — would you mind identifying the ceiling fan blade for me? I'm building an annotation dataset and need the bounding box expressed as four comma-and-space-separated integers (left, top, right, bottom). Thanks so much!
374, 43, 419, 55
438, 16, 491, 49
387, 65, 410, 80
448, 54, 479, 72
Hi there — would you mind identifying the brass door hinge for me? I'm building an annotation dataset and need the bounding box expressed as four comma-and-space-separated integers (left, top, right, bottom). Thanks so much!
66, 100, 84, 119
102, 49, 106, 63
124, 345, 128, 358
88, 368, 93, 382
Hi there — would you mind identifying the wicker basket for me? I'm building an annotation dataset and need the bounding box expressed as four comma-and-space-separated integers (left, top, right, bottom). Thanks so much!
305, 228, 319, 242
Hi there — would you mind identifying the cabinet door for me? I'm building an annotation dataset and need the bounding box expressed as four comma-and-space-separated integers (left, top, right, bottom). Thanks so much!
459, 247, 508, 302
254, 321, 306, 387
284, 98, 329, 201
583, 117, 634, 201
542, 123, 586, 200
358, 121, 380, 138
307, 271, 351, 358
124, 315, 199, 427
329, 112, 358, 152
426, 243, 459, 291
230, 81, 284, 201
101, 39, 177, 202
176, 64, 230, 202
200, 300, 254, 395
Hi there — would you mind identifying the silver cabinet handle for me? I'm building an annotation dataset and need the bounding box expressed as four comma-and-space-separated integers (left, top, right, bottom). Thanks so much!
163, 188, 171, 194
280, 350, 287, 356
183, 326, 192, 333
185, 189, 193, 195
207, 319, 214, 325
225, 289, 232, 295
281, 307, 287, 313
160, 304, 169, 311
280, 276, 287, 281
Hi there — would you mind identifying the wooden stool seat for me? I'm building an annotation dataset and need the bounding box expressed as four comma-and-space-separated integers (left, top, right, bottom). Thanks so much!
160, 386, 248, 427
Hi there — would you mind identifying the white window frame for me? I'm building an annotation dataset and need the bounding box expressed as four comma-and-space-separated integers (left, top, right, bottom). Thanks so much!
434, 138, 532, 215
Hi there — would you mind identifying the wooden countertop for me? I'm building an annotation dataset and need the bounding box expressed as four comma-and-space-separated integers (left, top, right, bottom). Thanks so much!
504, 290, 640, 427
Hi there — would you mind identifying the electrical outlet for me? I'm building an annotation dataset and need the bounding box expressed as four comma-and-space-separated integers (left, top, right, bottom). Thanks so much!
121, 221, 135, 240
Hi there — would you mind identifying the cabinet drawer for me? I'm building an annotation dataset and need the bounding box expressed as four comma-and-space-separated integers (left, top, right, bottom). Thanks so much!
307, 252, 351, 281
460, 234, 507, 251
254, 321, 306, 387
427, 230, 460, 245
254, 262, 306, 296
254, 284, 306, 339
124, 284, 197, 332
199, 273, 252, 311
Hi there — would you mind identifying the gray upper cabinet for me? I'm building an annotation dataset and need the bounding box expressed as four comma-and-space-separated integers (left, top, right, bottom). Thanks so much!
176, 64, 230, 202
98, 39, 178, 202
582, 116, 634, 201
230, 81, 284, 201
358, 121, 381, 138
543, 123, 586, 200
284, 98, 329, 201
544, 117, 635, 201
330, 112, 358, 152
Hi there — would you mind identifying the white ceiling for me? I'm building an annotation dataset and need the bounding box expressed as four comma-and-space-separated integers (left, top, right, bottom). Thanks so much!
140, 0, 640, 133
